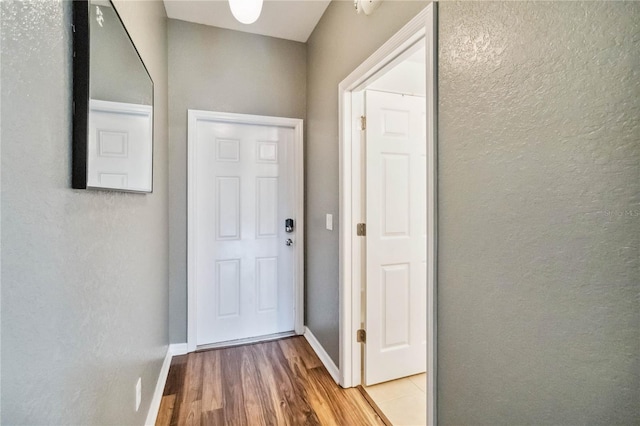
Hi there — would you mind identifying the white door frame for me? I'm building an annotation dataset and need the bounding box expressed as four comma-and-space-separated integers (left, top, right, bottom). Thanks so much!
187, 110, 305, 353
338, 3, 437, 426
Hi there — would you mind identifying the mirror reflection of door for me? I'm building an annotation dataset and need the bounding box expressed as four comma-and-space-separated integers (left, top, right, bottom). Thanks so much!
87, 100, 152, 191
88, 0, 153, 192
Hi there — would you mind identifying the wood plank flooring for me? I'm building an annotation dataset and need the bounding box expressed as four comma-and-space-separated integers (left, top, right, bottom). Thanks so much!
157, 336, 385, 426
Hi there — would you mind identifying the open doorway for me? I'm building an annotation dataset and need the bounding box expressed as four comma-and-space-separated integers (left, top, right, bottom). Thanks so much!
338, 4, 437, 426
359, 41, 428, 426
361, 41, 428, 387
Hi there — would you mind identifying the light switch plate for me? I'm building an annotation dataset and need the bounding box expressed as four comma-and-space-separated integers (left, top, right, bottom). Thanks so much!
326, 214, 333, 231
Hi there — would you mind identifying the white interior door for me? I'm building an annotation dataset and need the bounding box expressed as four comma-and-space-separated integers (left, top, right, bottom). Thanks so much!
364, 90, 427, 385
192, 118, 296, 346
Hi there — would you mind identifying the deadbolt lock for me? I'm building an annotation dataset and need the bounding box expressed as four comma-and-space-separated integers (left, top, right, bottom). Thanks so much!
285, 218, 294, 233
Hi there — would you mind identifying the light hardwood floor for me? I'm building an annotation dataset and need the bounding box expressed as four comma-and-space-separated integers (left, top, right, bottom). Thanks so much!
156, 336, 386, 425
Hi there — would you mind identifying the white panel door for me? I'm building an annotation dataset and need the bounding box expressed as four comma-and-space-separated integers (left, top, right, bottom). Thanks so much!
365, 90, 427, 385
193, 120, 295, 345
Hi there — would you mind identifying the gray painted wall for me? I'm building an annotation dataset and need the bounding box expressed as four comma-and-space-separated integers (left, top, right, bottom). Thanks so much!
1, 0, 169, 423
306, 0, 428, 364
438, 2, 640, 424
2, 1, 636, 424
168, 19, 306, 343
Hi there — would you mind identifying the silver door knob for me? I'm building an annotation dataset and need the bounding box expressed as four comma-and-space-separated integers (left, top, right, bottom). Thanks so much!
285, 238, 293, 246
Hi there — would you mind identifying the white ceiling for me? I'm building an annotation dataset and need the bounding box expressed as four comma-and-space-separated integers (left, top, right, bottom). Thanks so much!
163, 0, 332, 43
368, 43, 426, 96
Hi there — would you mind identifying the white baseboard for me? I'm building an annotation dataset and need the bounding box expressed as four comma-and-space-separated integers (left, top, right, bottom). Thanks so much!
169, 343, 188, 356
303, 326, 340, 384
144, 343, 188, 425
145, 346, 172, 426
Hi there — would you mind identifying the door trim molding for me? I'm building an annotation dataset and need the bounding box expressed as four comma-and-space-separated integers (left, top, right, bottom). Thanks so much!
187, 110, 305, 353
337, 4, 437, 426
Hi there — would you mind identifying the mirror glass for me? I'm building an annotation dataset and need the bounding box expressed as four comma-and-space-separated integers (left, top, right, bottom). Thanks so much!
84, 0, 153, 192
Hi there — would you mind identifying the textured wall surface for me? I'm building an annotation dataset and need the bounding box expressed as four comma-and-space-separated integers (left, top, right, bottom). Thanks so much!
168, 19, 306, 343
306, 0, 427, 364
438, 2, 640, 424
1, 0, 169, 423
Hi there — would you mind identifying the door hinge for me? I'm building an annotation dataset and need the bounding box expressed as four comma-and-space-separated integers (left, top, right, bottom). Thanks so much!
357, 329, 366, 343
360, 115, 366, 131
356, 223, 366, 236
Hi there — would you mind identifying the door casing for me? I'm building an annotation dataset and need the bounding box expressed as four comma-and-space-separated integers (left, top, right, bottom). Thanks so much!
187, 110, 305, 353
337, 3, 437, 426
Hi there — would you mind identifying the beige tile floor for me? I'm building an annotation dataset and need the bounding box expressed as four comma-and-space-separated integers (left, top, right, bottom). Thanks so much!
364, 373, 427, 426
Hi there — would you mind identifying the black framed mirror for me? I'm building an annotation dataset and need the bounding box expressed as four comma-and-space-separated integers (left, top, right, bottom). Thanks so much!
72, 0, 154, 193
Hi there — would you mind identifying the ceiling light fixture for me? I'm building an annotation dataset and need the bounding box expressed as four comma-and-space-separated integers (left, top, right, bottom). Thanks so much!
354, 0, 383, 15
229, 0, 263, 25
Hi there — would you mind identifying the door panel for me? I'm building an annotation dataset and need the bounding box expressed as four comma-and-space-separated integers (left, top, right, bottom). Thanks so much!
216, 177, 240, 240
365, 90, 427, 385
193, 120, 295, 346
382, 153, 410, 236
381, 263, 410, 349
